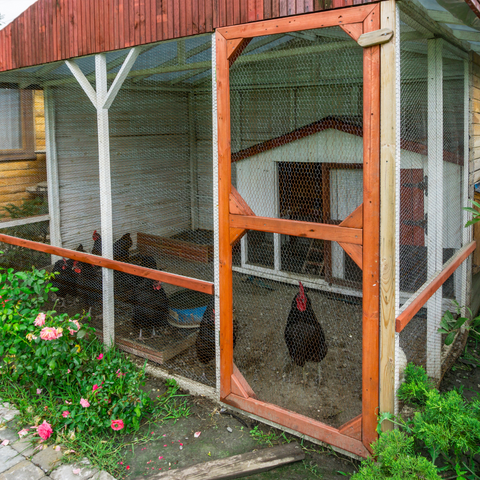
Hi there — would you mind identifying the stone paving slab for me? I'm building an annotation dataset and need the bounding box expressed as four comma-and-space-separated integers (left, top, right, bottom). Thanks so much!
11, 438, 37, 458
0, 405, 20, 424
50, 458, 98, 480
0, 427, 20, 444
91, 472, 117, 480
0, 459, 45, 480
31, 446, 63, 474
0, 446, 25, 474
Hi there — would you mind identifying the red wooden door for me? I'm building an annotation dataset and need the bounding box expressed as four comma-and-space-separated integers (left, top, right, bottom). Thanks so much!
400, 169, 425, 246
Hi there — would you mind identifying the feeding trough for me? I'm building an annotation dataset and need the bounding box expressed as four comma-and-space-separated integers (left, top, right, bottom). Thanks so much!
168, 289, 212, 329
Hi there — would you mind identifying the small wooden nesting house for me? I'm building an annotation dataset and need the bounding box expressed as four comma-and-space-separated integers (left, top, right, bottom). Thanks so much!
0, 0, 478, 458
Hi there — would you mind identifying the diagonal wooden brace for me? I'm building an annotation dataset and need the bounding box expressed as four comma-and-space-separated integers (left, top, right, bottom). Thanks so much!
338, 204, 363, 269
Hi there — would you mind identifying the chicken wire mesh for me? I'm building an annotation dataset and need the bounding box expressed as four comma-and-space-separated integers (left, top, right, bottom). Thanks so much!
229, 28, 364, 427
397, 10, 468, 389
0, 36, 216, 387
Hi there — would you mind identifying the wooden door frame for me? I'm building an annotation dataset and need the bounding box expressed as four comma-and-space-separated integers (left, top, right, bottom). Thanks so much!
216, 4, 380, 457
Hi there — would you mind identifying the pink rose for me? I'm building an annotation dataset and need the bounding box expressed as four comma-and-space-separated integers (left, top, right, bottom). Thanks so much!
34, 313, 46, 327
97, 353, 104, 360
36, 388, 42, 395
111, 419, 124, 431
37, 421, 53, 440
92, 384, 101, 392
68, 319, 81, 335
80, 398, 90, 408
62, 411, 70, 418
40, 327, 62, 341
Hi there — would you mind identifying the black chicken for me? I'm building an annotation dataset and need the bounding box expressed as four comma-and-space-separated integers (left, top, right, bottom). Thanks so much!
132, 271, 169, 340
50, 257, 78, 307
92, 230, 102, 256
76, 246, 103, 316
196, 298, 237, 382
284, 282, 328, 384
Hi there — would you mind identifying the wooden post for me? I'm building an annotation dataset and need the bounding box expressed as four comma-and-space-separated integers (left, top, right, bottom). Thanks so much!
44, 87, 62, 263
188, 92, 199, 231
362, 5, 381, 450
96, 53, 115, 347
379, 0, 397, 429
216, 31, 234, 400
426, 39, 443, 380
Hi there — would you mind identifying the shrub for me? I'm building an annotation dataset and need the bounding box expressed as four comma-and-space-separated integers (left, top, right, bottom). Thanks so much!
0, 263, 157, 436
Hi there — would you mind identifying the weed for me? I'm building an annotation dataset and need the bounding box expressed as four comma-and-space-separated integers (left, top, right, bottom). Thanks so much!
249, 425, 278, 446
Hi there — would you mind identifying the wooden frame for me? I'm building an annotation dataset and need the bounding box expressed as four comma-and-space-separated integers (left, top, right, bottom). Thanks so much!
395, 241, 476, 333
216, 3, 380, 457
0, 89, 36, 162
0, 233, 214, 294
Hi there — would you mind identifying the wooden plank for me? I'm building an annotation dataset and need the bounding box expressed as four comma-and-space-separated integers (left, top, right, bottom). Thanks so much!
232, 363, 256, 398
0, 215, 50, 230
229, 186, 255, 216
224, 394, 369, 458
338, 414, 362, 440
340, 22, 363, 42
357, 28, 393, 47
218, 4, 376, 39
143, 442, 304, 479
217, 31, 234, 401
396, 241, 476, 333
0, 233, 215, 294
230, 215, 363, 244
361, 3, 380, 452
379, 0, 396, 431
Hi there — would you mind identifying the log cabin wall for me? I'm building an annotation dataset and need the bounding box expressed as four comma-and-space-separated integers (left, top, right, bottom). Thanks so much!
0, 0, 377, 73
0, 90, 46, 216
470, 52, 480, 275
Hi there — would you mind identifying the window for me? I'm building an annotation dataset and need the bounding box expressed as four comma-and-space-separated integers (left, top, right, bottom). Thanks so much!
0, 89, 35, 161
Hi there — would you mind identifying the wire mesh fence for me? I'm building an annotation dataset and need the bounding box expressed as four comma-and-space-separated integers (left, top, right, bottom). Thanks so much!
229, 28, 364, 427
397, 10, 468, 390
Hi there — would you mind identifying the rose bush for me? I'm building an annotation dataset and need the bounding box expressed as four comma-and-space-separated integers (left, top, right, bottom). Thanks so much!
0, 263, 155, 437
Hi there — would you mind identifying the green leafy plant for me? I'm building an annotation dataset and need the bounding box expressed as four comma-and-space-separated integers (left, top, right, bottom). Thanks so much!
438, 301, 480, 346
463, 199, 480, 227
397, 363, 435, 408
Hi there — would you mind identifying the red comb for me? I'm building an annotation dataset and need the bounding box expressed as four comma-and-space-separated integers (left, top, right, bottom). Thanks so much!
296, 282, 307, 312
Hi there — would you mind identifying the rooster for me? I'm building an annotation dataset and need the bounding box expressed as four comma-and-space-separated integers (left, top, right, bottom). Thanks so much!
91, 230, 102, 256
284, 282, 328, 385
132, 273, 169, 340
75, 246, 102, 316
91, 230, 132, 263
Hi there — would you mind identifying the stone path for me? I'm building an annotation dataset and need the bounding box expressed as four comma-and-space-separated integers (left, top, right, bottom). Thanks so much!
0, 402, 117, 480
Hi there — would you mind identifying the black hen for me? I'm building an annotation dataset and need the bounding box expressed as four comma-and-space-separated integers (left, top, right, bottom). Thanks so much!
196, 298, 237, 381
76, 247, 103, 315
50, 257, 78, 307
132, 274, 169, 340
113, 233, 132, 262
284, 282, 328, 384
91, 230, 102, 256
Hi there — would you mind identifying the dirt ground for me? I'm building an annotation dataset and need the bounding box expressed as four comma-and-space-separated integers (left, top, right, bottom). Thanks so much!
118, 372, 360, 480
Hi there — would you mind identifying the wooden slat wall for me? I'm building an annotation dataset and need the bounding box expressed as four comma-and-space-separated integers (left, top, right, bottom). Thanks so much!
0, 0, 376, 72
53, 85, 192, 252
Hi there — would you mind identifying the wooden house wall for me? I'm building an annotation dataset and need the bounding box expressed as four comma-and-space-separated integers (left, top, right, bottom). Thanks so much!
0, 0, 376, 73
54, 85, 210, 251
0, 90, 46, 216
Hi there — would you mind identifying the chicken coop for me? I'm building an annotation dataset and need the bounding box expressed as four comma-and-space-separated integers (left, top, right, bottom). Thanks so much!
0, 0, 477, 458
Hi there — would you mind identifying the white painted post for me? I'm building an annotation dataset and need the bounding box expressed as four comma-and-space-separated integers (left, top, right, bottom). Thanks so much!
95, 54, 115, 347
188, 92, 199, 231
44, 87, 63, 263
426, 39, 443, 380
65, 49, 140, 347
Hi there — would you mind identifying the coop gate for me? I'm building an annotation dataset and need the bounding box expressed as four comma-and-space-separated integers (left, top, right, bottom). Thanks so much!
215, 4, 381, 457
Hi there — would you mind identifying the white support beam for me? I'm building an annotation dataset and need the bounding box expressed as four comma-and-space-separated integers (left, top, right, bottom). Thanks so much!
95, 53, 115, 347
426, 38, 443, 380
103, 47, 141, 110
0, 214, 50, 230
188, 92, 199, 231
44, 88, 62, 263
65, 60, 97, 108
